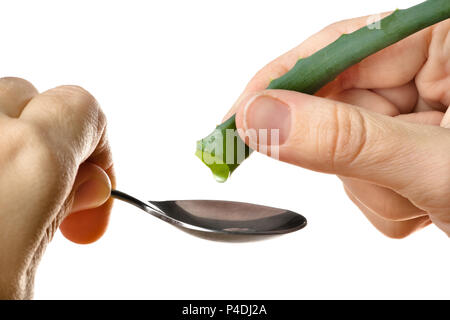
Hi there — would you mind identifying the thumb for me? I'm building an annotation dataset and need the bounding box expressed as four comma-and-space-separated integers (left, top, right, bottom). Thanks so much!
235, 90, 450, 194
60, 162, 112, 244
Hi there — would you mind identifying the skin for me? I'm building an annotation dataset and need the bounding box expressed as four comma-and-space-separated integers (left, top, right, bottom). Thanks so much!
0, 79, 115, 299
227, 16, 450, 239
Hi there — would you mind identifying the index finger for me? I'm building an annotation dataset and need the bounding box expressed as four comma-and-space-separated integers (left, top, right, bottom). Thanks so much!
224, 12, 430, 120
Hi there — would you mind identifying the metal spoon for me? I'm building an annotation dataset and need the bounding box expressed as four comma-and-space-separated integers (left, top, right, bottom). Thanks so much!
111, 190, 307, 238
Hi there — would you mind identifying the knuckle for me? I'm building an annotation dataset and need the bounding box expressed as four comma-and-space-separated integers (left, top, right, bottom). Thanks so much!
53, 84, 92, 98
423, 163, 450, 210
0, 77, 36, 92
60, 85, 105, 128
50, 85, 99, 111
0, 78, 38, 117
42, 84, 106, 135
324, 104, 367, 169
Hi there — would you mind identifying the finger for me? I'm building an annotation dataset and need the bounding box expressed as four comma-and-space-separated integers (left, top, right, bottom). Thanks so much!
344, 186, 431, 239
0, 77, 38, 118
331, 86, 443, 125
329, 88, 399, 116
395, 111, 444, 126
60, 200, 113, 245
415, 20, 450, 108
340, 109, 443, 221
60, 162, 112, 244
372, 81, 418, 114
225, 12, 430, 120
235, 90, 450, 198
60, 146, 115, 245
414, 96, 446, 113
341, 177, 426, 221
20, 85, 106, 167
70, 162, 111, 214
441, 106, 450, 129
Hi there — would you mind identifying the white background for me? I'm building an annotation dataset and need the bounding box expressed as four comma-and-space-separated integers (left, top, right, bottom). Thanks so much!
1, 0, 449, 299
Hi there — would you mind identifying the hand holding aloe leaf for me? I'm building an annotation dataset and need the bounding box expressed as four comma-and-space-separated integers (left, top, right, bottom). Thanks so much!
196, 0, 450, 182
196, 0, 450, 238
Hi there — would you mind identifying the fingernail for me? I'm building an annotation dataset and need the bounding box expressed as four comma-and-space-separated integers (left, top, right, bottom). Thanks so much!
243, 95, 291, 145
72, 178, 111, 213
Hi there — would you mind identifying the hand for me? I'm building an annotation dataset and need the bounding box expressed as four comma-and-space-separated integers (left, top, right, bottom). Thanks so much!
0, 78, 115, 299
227, 15, 450, 238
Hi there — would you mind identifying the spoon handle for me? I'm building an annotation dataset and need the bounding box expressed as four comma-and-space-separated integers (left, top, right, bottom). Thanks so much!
110, 190, 167, 219
111, 190, 147, 210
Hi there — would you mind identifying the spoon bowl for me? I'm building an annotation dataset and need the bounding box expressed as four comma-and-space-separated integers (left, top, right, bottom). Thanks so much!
111, 190, 307, 238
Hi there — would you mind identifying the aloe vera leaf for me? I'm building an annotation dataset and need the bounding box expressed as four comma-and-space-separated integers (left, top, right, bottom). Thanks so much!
196, 0, 450, 182
196, 115, 252, 182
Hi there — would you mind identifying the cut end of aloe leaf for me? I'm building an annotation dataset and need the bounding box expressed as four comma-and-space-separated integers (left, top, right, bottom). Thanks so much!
195, 149, 230, 183
196, 115, 253, 183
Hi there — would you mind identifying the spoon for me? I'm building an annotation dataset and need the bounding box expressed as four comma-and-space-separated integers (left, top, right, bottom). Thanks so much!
111, 190, 307, 238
